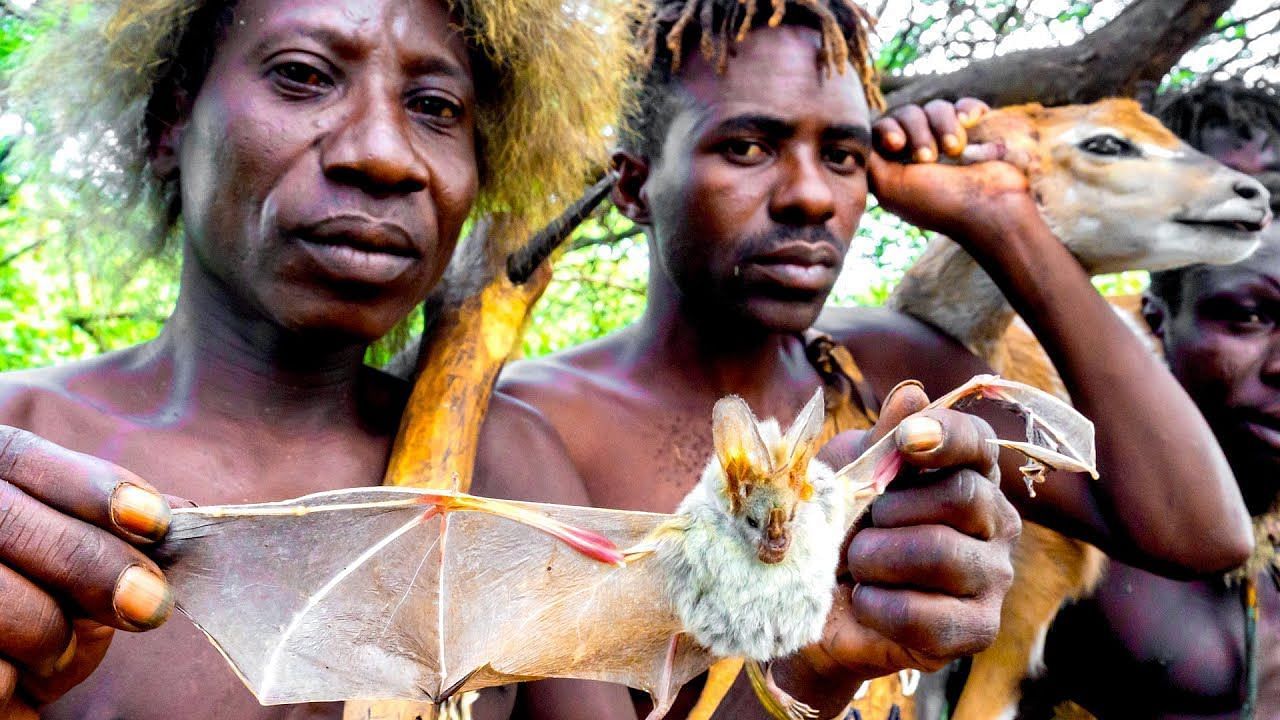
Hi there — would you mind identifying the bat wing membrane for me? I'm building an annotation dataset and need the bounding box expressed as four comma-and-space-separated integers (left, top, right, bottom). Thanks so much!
154, 487, 712, 706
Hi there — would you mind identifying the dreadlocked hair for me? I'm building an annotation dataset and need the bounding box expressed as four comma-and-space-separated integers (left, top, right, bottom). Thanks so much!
627, 0, 882, 156
7, 0, 645, 254
1154, 79, 1280, 155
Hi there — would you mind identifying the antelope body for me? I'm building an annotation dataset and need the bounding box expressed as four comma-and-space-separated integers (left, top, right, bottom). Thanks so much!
888, 99, 1272, 720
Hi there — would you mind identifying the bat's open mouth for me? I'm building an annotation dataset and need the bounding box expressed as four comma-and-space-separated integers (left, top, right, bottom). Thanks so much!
757, 537, 790, 564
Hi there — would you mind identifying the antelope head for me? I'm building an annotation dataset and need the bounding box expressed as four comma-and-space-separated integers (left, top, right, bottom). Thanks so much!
970, 99, 1272, 274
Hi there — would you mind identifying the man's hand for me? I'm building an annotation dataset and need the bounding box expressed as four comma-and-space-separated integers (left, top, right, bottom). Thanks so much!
868, 98, 1043, 251
776, 382, 1020, 715
0, 427, 175, 717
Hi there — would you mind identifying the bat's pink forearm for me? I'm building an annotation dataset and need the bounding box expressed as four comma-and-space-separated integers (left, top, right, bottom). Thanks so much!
429, 492, 626, 566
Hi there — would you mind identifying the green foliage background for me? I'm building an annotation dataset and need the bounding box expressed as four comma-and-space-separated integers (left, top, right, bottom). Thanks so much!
0, 0, 1266, 370
0, 11, 179, 371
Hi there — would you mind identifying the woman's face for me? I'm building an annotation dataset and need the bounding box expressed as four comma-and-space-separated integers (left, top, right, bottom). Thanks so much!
169, 0, 478, 341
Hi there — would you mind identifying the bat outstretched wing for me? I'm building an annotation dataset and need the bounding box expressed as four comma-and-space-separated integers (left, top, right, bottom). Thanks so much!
153, 487, 712, 707
154, 376, 1095, 712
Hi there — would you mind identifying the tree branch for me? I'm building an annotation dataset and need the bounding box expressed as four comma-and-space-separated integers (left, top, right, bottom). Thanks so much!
1214, 6, 1279, 33
881, 0, 1236, 108
568, 223, 644, 252
0, 238, 45, 269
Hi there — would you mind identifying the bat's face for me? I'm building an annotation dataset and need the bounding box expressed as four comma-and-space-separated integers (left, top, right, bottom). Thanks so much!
736, 487, 797, 564
710, 389, 825, 564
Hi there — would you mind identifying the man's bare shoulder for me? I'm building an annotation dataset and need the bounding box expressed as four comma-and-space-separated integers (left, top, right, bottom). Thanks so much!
498, 333, 636, 421
816, 305, 953, 349
814, 305, 989, 397
473, 391, 593, 506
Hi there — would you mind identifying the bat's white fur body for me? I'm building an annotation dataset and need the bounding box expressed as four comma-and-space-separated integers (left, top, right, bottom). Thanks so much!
657, 416, 845, 661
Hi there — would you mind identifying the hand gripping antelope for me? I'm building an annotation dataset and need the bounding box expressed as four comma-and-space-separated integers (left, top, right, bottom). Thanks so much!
888, 98, 1272, 720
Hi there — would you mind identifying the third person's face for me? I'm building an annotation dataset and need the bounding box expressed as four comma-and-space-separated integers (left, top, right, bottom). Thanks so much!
1163, 228, 1280, 496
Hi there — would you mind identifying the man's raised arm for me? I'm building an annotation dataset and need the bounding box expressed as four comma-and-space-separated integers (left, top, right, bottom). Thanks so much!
855, 101, 1252, 576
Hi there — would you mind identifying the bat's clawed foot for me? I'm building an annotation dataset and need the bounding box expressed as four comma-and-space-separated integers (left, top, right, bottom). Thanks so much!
758, 662, 819, 720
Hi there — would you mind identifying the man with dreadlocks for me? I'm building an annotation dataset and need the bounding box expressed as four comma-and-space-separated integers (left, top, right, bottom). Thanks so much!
499, 1, 1253, 718
0, 0, 649, 718
1023, 80, 1280, 720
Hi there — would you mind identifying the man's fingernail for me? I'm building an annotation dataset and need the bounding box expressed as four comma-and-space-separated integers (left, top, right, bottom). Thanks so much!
111, 483, 171, 541
52, 632, 77, 673
885, 131, 904, 148
113, 566, 174, 630
942, 133, 962, 155
914, 146, 937, 163
36, 631, 78, 678
887, 379, 924, 399
898, 416, 943, 453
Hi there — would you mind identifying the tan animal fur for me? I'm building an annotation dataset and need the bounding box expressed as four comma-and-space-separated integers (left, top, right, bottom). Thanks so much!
889, 99, 1271, 720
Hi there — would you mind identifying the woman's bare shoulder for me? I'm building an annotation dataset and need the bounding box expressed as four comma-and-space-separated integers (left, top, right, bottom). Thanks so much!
0, 349, 148, 438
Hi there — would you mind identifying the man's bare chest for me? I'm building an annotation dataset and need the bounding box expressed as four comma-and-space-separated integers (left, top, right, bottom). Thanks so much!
23, 402, 387, 506
1253, 571, 1280, 720
577, 407, 714, 514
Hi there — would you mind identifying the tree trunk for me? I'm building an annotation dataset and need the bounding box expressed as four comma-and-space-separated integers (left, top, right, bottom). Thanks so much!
882, 0, 1235, 108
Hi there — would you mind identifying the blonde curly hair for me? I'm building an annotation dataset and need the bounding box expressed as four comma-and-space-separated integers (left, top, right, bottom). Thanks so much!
8, 0, 644, 253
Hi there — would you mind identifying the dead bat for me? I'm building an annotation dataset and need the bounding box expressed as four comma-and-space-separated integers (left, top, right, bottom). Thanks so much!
152, 374, 1096, 719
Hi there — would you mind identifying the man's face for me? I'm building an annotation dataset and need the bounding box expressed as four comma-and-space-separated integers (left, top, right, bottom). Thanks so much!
172, 0, 477, 342
640, 26, 871, 333
1200, 121, 1280, 176
1160, 229, 1280, 484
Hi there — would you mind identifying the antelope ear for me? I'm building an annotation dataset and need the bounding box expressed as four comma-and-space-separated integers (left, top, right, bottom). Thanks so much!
781, 388, 826, 470
712, 395, 773, 484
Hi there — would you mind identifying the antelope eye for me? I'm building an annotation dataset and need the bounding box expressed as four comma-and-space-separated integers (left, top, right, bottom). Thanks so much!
1079, 134, 1140, 158
746, 516, 760, 529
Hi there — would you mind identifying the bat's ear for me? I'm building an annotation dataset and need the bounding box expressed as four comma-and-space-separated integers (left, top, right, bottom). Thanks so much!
712, 395, 773, 501
781, 388, 825, 473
